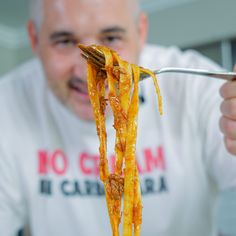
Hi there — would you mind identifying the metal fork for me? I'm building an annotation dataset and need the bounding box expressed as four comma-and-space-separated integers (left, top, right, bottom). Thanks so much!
78, 44, 236, 81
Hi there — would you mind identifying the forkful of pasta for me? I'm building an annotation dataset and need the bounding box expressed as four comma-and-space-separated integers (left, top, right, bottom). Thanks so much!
78, 43, 164, 236
78, 44, 236, 81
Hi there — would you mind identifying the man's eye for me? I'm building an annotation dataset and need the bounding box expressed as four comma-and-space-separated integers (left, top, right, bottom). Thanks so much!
102, 35, 122, 47
106, 36, 120, 42
54, 39, 77, 48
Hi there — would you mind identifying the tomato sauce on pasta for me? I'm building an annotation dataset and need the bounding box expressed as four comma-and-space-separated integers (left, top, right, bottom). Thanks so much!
80, 44, 162, 236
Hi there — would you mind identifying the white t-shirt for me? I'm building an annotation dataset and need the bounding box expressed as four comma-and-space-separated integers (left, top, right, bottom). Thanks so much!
0, 44, 236, 236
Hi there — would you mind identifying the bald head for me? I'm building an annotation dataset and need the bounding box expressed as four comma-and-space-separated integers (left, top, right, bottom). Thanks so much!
29, 0, 141, 30
29, 0, 43, 30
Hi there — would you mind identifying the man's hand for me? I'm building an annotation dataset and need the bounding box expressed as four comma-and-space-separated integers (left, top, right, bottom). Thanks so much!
220, 66, 236, 155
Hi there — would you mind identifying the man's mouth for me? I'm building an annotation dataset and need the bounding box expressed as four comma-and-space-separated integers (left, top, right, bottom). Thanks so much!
68, 78, 88, 95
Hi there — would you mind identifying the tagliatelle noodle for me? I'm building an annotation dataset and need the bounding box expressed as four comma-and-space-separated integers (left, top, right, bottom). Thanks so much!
85, 45, 162, 236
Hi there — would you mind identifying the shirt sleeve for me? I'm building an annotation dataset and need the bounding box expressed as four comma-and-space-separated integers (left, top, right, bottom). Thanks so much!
142, 46, 236, 235
0, 142, 26, 236
145, 45, 236, 191
186, 50, 236, 191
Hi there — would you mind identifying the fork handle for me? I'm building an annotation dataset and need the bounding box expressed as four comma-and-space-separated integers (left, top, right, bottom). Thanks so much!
151, 68, 236, 81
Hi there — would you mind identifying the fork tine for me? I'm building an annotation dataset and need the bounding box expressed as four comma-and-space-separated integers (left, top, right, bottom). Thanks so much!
81, 52, 105, 69
89, 46, 106, 67
78, 44, 149, 81
78, 44, 105, 68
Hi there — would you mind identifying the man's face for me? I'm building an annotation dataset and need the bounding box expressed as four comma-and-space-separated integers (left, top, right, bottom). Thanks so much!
29, 0, 147, 120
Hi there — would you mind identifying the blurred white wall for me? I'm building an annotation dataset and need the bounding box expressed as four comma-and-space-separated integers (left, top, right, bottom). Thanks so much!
147, 0, 236, 48
0, 0, 31, 76
0, 26, 31, 75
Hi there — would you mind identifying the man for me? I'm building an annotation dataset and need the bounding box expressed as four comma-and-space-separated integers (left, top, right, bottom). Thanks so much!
0, 0, 236, 235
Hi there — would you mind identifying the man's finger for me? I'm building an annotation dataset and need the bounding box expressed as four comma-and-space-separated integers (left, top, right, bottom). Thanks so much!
224, 136, 236, 155
220, 81, 236, 99
220, 98, 236, 120
220, 116, 236, 139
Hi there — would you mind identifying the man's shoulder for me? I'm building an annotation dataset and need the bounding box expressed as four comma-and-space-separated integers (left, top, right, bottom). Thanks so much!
0, 58, 44, 99
0, 58, 45, 129
141, 44, 220, 70
0, 58, 42, 86
140, 44, 181, 68
140, 44, 223, 115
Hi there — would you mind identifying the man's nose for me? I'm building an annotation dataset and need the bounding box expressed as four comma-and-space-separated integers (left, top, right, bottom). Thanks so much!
73, 39, 100, 79
71, 48, 88, 79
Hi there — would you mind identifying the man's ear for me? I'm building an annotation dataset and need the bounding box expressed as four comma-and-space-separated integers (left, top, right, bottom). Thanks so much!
27, 20, 39, 55
138, 12, 148, 50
